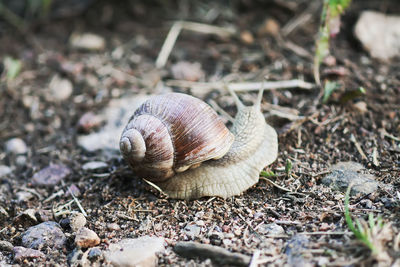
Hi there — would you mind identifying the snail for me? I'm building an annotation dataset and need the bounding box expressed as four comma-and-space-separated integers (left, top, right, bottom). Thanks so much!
119, 89, 278, 200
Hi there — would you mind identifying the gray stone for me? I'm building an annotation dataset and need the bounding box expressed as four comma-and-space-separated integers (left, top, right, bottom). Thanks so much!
82, 161, 108, 171
285, 235, 312, 267
70, 213, 87, 232
13, 246, 45, 263
0, 241, 13, 252
75, 227, 100, 248
87, 247, 103, 261
21, 221, 67, 250
31, 164, 71, 187
105, 236, 165, 267
0, 165, 12, 177
5, 138, 27, 154
257, 223, 285, 236
355, 11, 400, 60
322, 161, 379, 196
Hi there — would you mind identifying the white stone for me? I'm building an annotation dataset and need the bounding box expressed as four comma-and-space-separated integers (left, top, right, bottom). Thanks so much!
70, 32, 105, 51
355, 11, 400, 60
5, 138, 27, 154
105, 236, 165, 267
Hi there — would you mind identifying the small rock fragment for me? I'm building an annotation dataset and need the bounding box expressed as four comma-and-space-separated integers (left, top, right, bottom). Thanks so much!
105, 236, 165, 267
69, 213, 87, 232
174, 241, 250, 267
77, 112, 103, 133
21, 221, 67, 250
75, 227, 100, 248
258, 18, 280, 37
355, 11, 400, 60
48, 75, 73, 101
107, 223, 120, 231
87, 247, 103, 261
352, 101, 367, 114
82, 161, 108, 172
0, 165, 12, 177
240, 30, 254, 44
257, 223, 285, 236
5, 138, 27, 154
171, 61, 204, 82
70, 32, 106, 51
184, 222, 201, 239
31, 164, 71, 187
13, 246, 45, 263
0, 241, 13, 252
322, 161, 379, 196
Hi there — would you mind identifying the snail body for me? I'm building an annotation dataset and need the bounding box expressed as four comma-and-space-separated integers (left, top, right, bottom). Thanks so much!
120, 91, 278, 200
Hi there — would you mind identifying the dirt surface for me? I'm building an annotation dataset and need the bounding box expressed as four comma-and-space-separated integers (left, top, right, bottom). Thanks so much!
0, 0, 399, 266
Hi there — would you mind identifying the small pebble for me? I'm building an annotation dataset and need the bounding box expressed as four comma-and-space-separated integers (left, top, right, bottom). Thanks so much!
0, 241, 13, 252
70, 32, 105, 51
69, 213, 87, 232
107, 223, 120, 231
75, 227, 100, 248
5, 138, 27, 154
48, 75, 73, 101
0, 165, 12, 177
184, 222, 201, 239
258, 223, 285, 236
21, 221, 67, 250
87, 247, 103, 261
82, 161, 108, 171
31, 164, 71, 187
171, 61, 204, 82
240, 30, 254, 44
77, 112, 103, 133
13, 246, 45, 263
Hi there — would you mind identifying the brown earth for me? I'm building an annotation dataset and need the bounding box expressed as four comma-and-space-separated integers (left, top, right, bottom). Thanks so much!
0, 0, 399, 266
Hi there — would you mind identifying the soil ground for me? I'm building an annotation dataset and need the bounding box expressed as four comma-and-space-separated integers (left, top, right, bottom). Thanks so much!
0, 0, 399, 266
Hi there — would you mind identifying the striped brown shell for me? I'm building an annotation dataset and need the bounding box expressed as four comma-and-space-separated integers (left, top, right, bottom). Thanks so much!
120, 93, 234, 182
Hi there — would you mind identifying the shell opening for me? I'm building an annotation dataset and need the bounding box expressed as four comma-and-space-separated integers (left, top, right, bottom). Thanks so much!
120, 128, 146, 162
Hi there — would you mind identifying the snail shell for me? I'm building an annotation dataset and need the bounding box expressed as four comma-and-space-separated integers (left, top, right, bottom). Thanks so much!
120, 90, 278, 200
120, 93, 234, 182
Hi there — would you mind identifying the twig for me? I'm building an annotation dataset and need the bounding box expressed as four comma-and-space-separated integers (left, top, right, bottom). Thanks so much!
43, 190, 64, 203
350, 134, 367, 160
260, 177, 292, 192
69, 187, 88, 217
299, 231, 352, 236
208, 99, 234, 123
156, 21, 236, 68
174, 241, 251, 267
143, 178, 168, 197
166, 79, 314, 92
156, 22, 183, 68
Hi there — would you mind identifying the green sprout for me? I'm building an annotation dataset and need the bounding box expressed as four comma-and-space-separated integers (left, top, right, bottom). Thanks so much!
344, 184, 383, 253
260, 170, 276, 177
285, 159, 292, 177
314, 0, 352, 101
4, 56, 22, 81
